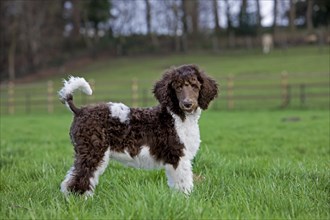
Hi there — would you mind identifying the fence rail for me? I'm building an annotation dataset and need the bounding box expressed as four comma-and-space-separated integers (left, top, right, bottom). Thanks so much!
0, 72, 329, 114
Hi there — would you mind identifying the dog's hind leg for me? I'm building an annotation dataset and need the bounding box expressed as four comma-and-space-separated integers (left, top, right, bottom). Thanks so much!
60, 166, 76, 195
61, 146, 110, 197
88, 148, 110, 195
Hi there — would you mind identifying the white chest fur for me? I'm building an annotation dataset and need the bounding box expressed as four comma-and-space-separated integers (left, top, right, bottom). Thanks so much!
171, 108, 201, 161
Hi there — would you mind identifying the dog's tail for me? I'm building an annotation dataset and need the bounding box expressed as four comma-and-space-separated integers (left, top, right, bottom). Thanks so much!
58, 76, 92, 114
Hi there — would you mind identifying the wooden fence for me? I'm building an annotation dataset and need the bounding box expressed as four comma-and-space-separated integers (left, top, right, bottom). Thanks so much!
0, 72, 329, 115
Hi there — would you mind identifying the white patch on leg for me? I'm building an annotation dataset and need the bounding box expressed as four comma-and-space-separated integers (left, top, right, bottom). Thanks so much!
108, 102, 130, 123
88, 148, 111, 195
61, 166, 75, 195
110, 146, 163, 170
165, 160, 193, 194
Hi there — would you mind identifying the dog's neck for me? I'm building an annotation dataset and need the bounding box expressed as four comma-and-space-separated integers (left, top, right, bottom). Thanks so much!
167, 107, 201, 123
168, 107, 201, 160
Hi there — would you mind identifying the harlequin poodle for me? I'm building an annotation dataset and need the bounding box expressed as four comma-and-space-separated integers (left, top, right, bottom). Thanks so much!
58, 64, 218, 196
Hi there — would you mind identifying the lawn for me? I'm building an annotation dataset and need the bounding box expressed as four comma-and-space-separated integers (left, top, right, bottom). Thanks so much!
42, 46, 329, 83
1, 46, 329, 114
1, 110, 329, 219
1, 46, 329, 219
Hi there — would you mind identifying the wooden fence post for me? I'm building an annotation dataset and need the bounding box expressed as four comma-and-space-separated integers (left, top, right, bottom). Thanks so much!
281, 71, 289, 108
8, 81, 15, 114
227, 74, 234, 110
47, 80, 54, 113
132, 78, 138, 108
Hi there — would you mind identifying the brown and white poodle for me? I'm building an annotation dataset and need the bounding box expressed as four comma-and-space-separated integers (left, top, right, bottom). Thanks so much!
58, 64, 218, 196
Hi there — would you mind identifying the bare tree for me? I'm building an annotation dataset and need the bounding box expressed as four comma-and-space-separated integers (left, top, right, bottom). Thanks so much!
145, 0, 159, 50
273, 0, 278, 34
181, 0, 188, 52
224, 0, 232, 30
224, 0, 235, 48
110, 1, 136, 55
181, 0, 200, 49
1, 0, 21, 80
289, 0, 296, 33
255, 0, 262, 33
239, 0, 248, 29
306, 0, 314, 33
191, 0, 199, 35
145, 0, 151, 35
172, 2, 181, 52
211, 0, 220, 52
153, 0, 181, 52
1, 0, 64, 80
213, 0, 220, 34
72, 0, 81, 41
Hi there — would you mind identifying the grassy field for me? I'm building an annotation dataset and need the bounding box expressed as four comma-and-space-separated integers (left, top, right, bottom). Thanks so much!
60, 46, 329, 81
1, 46, 329, 114
30, 46, 329, 85
1, 46, 329, 219
1, 110, 329, 219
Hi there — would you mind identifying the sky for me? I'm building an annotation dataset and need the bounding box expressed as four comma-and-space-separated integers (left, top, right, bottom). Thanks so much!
113, 0, 280, 35
260, 0, 275, 26
64, 0, 279, 35
196, 0, 276, 29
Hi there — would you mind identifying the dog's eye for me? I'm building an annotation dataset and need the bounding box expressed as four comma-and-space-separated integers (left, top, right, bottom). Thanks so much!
176, 86, 182, 91
192, 84, 199, 90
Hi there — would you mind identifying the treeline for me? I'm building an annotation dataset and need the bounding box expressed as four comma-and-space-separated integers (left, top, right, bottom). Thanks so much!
1, 0, 329, 81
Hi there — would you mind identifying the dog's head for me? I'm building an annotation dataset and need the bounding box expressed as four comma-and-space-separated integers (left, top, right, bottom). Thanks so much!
153, 64, 218, 119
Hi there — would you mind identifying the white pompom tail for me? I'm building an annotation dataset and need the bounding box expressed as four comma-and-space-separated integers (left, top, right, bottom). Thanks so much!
58, 76, 92, 111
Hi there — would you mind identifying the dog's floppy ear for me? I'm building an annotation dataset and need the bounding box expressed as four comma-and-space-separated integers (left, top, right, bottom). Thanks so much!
194, 66, 218, 110
153, 69, 176, 107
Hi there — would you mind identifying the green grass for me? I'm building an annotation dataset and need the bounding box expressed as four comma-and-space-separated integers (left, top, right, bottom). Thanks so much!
1, 46, 329, 114
1, 46, 329, 218
1, 110, 329, 219
50, 46, 329, 82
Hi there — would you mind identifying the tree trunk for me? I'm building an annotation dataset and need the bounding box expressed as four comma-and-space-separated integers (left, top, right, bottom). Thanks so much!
225, 0, 232, 30
181, 0, 198, 48
72, 0, 81, 40
181, 0, 188, 52
289, 0, 296, 33
273, 0, 278, 37
239, 0, 247, 28
145, 0, 159, 50
306, 0, 314, 33
181, 0, 188, 34
171, 2, 181, 52
145, 0, 151, 35
8, 31, 16, 81
213, 0, 220, 34
191, 0, 199, 34
255, 0, 261, 33
225, 0, 234, 48
212, 0, 220, 52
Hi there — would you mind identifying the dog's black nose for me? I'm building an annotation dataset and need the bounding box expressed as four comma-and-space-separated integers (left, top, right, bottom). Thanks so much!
183, 101, 192, 108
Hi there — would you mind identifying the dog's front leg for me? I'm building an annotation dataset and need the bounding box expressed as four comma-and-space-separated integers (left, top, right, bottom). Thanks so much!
165, 159, 193, 194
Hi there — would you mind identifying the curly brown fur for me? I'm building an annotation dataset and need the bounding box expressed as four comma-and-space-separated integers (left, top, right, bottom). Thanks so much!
153, 64, 218, 120
60, 64, 218, 196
